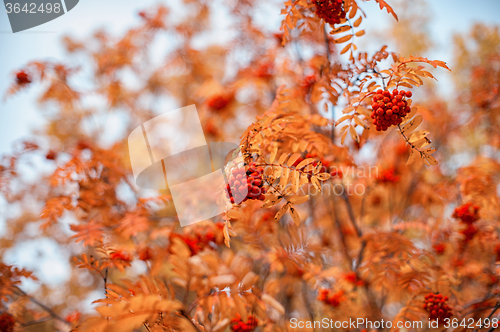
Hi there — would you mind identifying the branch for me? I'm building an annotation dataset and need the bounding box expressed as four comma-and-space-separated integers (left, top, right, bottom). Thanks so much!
341, 191, 362, 237
14, 287, 71, 327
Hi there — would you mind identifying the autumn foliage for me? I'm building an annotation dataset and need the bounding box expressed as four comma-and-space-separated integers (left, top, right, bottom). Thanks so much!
1, 0, 500, 332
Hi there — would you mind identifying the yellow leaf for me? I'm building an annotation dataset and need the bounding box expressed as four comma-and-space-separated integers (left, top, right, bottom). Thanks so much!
420, 147, 436, 154
349, 125, 359, 143
341, 129, 348, 145
316, 173, 331, 181
401, 115, 423, 135
287, 153, 302, 167
353, 16, 362, 27
355, 30, 365, 37
348, 1, 357, 19
289, 195, 309, 204
341, 43, 352, 55
406, 148, 416, 165
289, 205, 300, 226
412, 137, 431, 149
261, 294, 285, 315
334, 34, 353, 44
274, 203, 290, 221
353, 115, 367, 128
262, 194, 281, 208
296, 158, 315, 169
408, 130, 429, 143
269, 145, 278, 163
424, 154, 438, 165
278, 153, 290, 165
330, 25, 351, 34
233, 292, 248, 322
311, 176, 321, 192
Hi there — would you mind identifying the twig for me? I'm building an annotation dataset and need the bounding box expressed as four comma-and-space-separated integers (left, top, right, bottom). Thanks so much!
323, 24, 331, 63
14, 287, 71, 326
485, 302, 500, 332
341, 191, 362, 237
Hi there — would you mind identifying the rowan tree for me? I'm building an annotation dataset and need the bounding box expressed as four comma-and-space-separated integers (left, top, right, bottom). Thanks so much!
1, 1, 500, 332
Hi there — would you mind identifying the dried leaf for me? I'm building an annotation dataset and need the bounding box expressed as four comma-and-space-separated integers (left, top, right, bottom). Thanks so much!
289, 205, 300, 226
401, 115, 423, 135
349, 125, 360, 143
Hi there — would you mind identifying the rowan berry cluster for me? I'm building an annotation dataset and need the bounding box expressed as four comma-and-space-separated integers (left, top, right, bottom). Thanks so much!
453, 202, 480, 224
423, 293, 452, 321
433, 243, 446, 255
495, 244, 500, 261
255, 62, 274, 79
0, 312, 15, 332
370, 89, 412, 131
16, 71, 31, 85
300, 74, 317, 93
230, 314, 258, 332
377, 168, 400, 183
65, 311, 81, 324
453, 202, 480, 242
46, 150, 57, 160
312, 0, 346, 25
207, 94, 231, 111
343, 272, 365, 286
226, 162, 266, 204
172, 226, 223, 256
318, 289, 345, 307
138, 246, 153, 261
109, 250, 132, 262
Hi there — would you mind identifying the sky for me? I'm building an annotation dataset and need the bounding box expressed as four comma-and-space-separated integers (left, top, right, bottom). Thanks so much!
1, 0, 500, 304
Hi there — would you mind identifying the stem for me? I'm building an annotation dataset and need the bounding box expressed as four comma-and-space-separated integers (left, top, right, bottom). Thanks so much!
341, 191, 362, 237
14, 287, 71, 326
323, 24, 331, 63
485, 302, 500, 332
104, 267, 108, 297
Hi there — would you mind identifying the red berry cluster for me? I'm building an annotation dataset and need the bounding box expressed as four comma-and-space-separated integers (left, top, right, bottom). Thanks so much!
370, 89, 412, 131
301, 74, 317, 93
138, 246, 153, 261
0, 313, 15, 332
453, 202, 480, 224
46, 150, 57, 160
65, 311, 81, 324
377, 168, 400, 183
318, 289, 345, 307
16, 71, 31, 85
255, 62, 274, 79
453, 202, 480, 242
423, 293, 452, 322
109, 250, 132, 262
343, 272, 365, 287
207, 94, 231, 111
225, 162, 266, 204
432, 243, 446, 255
172, 226, 223, 256
495, 244, 500, 261
230, 314, 258, 332
312, 0, 346, 25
